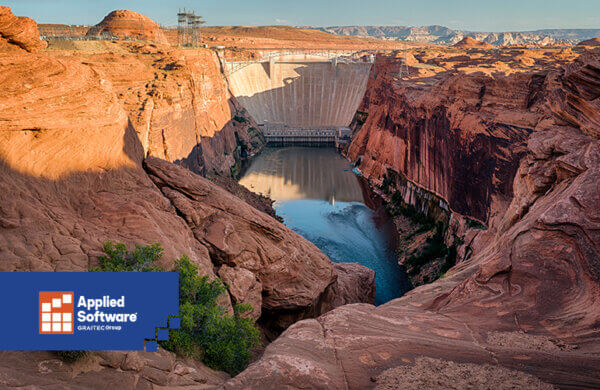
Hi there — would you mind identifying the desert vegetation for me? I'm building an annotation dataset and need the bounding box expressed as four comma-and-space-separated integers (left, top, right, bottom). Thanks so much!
93, 242, 260, 375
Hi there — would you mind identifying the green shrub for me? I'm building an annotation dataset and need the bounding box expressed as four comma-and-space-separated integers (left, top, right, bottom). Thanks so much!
93, 242, 259, 375
466, 218, 487, 230
438, 244, 457, 276
233, 115, 247, 123
161, 256, 259, 375
379, 173, 395, 195
387, 191, 435, 228
467, 218, 487, 230
91, 241, 163, 272
404, 222, 449, 276
55, 350, 87, 363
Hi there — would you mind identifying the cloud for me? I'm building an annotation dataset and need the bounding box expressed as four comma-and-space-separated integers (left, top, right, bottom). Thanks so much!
275, 18, 291, 24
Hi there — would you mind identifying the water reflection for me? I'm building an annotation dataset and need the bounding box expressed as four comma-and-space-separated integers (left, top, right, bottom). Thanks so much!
239, 147, 410, 305
239, 147, 363, 202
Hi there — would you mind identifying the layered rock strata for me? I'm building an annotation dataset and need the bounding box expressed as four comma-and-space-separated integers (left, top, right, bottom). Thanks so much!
86, 10, 168, 44
0, 6, 46, 52
0, 8, 375, 385
228, 48, 600, 390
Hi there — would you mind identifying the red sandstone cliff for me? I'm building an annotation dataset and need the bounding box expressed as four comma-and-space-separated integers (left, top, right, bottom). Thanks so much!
1, 6, 600, 388
228, 48, 600, 390
347, 46, 598, 283
0, 9, 377, 385
74, 41, 264, 175
347, 48, 590, 224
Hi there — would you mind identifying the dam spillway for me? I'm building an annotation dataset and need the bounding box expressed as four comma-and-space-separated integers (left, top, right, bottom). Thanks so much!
222, 52, 374, 145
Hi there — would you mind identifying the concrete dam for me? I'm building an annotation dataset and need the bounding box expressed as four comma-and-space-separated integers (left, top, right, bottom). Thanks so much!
222, 51, 374, 145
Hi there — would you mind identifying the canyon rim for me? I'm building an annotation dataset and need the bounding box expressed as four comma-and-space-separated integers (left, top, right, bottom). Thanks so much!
0, 3, 599, 389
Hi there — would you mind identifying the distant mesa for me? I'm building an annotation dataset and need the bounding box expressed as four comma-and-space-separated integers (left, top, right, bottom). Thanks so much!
453, 36, 493, 49
86, 9, 168, 44
0, 6, 47, 52
577, 37, 600, 47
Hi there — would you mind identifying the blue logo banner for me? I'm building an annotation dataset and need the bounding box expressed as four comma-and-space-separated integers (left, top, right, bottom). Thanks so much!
0, 272, 179, 351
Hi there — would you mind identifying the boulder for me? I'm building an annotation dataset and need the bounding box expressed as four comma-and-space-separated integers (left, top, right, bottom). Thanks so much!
317, 262, 375, 313
218, 265, 262, 319
144, 156, 336, 314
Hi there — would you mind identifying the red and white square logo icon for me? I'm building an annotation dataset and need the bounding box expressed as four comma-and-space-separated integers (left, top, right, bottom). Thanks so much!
39, 292, 74, 334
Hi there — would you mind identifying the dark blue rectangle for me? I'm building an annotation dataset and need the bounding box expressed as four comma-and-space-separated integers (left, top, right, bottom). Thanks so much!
0, 272, 178, 351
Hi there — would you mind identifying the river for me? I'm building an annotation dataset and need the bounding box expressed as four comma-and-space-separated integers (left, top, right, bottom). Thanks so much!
238, 147, 411, 305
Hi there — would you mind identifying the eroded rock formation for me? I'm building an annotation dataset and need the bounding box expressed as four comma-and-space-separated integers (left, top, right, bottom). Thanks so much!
0, 11, 377, 384
229, 47, 600, 390
0, 6, 46, 52
577, 37, 600, 48
0, 348, 229, 388
86, 10, 168, 44
2, 7, 600, 389
79, 42, 264, 175
143, 156, 335, 314
452, 36, 493, 49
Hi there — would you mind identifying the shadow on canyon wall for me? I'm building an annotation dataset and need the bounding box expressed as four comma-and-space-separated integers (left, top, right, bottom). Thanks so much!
163, 97, 264, 177
0, 121, 213, 272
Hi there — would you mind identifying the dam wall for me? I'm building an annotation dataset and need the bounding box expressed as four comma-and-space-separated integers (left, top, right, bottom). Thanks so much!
224, 55, 373, 130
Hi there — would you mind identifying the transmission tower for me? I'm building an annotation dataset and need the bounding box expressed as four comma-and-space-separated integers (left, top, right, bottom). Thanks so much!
177, 9, 205, 47
398, 45, 410, 79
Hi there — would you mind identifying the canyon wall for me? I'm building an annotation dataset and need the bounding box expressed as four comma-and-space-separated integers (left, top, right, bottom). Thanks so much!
229, 47, 600, 390
73, 42, 264, 176
0, 8, 375, 386
348, 54, 538, 224
226, 57, 372, 128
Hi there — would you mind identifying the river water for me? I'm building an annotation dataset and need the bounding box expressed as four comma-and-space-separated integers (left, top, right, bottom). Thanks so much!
238, 147, 411, 305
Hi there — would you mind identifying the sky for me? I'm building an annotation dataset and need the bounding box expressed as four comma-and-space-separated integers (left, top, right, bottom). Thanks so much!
3, 0, 600, 31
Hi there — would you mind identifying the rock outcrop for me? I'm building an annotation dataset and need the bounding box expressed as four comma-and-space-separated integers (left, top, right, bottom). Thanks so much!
577, 37, 600, 48
229, 125, 600, 388
0, 348, 229, 388
318, 263, 376, 312
86, 10, 168, 44
0, 18, 345, 336
348, 53, 535, 224
144, 156, 335, 315
0, 6, 46, 52
218, 265, 263, 319
79, 42, 264, 175
452, 36, 493, 49
228, 46, 600, 390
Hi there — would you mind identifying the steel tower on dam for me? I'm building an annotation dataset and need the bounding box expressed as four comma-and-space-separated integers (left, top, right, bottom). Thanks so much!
221, 51, 374, 146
